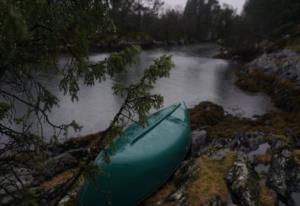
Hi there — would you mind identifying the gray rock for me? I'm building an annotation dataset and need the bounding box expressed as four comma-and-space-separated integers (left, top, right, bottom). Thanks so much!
226, 152, 260, 206
203, 196, 225, 206
267, 148, 292, 200
289, 165, 300, 191
174, 159, 198, 187
191, 130, 208, 157
210, 148, 230, 161
249, 49, 300, 84
44, 151, 78, 178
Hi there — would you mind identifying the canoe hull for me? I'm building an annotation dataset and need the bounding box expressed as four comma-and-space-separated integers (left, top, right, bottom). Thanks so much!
79, 103, 191, 206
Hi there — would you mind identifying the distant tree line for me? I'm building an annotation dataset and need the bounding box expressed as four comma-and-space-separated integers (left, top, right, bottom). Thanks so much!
107, 0, 237, 43
107, 0, 300, 52
222, 0, 300, 53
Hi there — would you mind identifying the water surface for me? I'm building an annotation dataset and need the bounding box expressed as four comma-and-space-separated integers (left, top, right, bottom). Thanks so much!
29, 44, 275, 137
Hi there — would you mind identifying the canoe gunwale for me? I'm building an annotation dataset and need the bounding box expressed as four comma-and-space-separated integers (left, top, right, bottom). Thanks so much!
130, 103, 181, 145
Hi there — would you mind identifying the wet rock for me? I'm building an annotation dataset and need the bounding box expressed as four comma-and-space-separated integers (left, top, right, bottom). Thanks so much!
229, 132, 266, 156
226, 152, 260, 206
202, 196, 225, 206
168, 187, 187, 206
267, 148, 292, 200
289, 164, 300, 191
210, 148, 230, 161
174, 159, 198, 187
191, 130, 208, 157
212, 138, 231, 149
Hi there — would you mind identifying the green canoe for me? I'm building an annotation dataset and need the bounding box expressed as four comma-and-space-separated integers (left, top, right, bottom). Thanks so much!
79, 102, 191, 206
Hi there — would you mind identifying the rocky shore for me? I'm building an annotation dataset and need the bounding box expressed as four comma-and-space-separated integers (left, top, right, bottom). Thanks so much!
140, 102, 300, 206
2, 101, 300, 206
236, 49, 300, 112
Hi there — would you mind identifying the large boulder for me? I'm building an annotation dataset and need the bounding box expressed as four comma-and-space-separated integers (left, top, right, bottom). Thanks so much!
226, 152, 260, 206
267, 148, 292, 200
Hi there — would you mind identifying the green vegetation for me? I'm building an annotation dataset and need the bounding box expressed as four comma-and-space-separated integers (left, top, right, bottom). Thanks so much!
221, 0, 300, 55
286, 37, 300, 52
189, 101, 225, 129
109, 0, 237, 43
236, 69, 300, 112
0, 0, 174, 205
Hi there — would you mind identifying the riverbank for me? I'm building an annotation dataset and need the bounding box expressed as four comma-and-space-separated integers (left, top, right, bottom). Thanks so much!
142, 102, 300, 206
2, 100, 299, 206
235, 49, 300, 112
89, 39, 205, 53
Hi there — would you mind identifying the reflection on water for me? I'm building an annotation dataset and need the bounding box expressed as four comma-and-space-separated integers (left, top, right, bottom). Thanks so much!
18, 44, 275, 137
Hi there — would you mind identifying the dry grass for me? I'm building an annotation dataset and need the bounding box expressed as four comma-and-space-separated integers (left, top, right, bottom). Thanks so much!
256, 153, 272, 165
185, 152, 236, 206
142, 182, 177, 206
293, 150, 300, 165
66, 131, 104, 147
260, 182, 277, 206
41, 170, 75, 190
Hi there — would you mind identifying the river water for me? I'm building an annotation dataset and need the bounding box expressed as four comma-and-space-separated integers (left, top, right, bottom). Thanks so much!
30, 44, 275, 137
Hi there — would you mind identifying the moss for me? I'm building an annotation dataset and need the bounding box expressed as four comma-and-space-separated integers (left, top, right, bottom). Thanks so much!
259, 183, 277, 206
189, 101, 225, 130
189, 100, 300, 140
142, 182, 177, 206
235, 68, 300, 112
206, 115, 256, 139
185, 152, 236, 206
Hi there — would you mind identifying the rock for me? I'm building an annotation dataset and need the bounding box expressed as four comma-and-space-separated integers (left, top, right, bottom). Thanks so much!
295, 138, 300, 149
0, 168, 35, 205
210, 148, 230, 161
174, 159, 198, 187
226, 152, 260, 206
203, 196, 225, 206
191, 130, 208, 157
289, 165, 300, 191
44, 151, 78, 178
267, 148, 292, 200
230, 131, 265, 152
249, 49, 300, 84
168, 187, 187, 206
